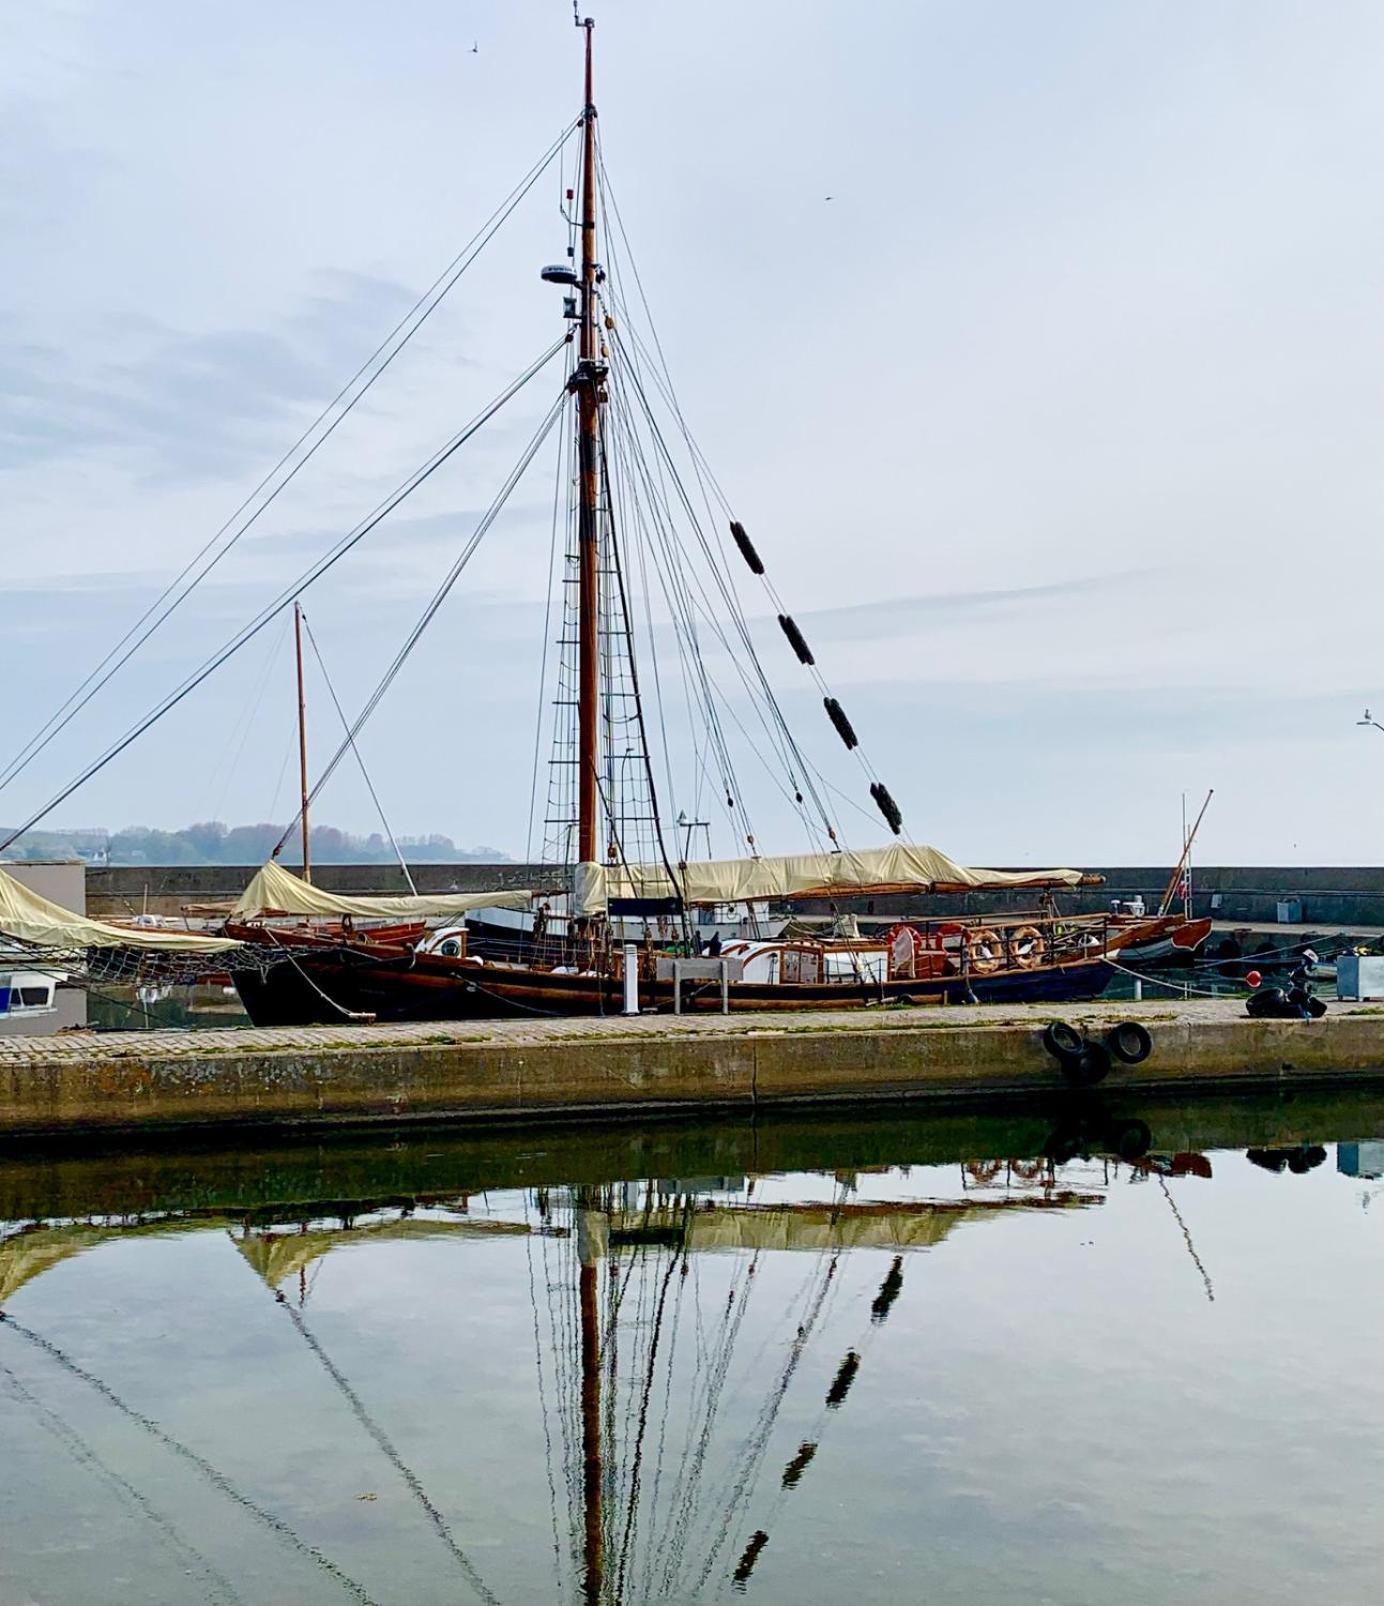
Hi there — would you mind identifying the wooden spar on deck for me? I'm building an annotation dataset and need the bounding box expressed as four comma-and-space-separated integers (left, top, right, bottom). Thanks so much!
574, 17, 603, 868
294, 600, 311, 884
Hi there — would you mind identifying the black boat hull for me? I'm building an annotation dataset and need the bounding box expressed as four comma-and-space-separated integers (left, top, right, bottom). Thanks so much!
230, 941, 1113, 1026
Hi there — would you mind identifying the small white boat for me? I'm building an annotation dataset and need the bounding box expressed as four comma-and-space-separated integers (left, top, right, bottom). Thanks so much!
0, 969, 62, 1020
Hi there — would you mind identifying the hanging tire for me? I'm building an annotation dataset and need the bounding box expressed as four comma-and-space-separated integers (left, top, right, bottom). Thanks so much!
1106, 1021, 1152, 1065
1062, 1041, 1112, 1087
1042, 1020, 1083, 1059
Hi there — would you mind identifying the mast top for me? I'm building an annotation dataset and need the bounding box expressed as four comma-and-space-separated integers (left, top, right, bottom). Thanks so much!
579, 13, 595, 115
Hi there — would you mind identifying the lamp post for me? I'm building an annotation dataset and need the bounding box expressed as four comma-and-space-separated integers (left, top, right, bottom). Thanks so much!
1358, 709, 1384, 735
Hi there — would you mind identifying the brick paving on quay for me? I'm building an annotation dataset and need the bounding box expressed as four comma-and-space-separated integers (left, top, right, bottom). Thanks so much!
0, 996, 1374, 1067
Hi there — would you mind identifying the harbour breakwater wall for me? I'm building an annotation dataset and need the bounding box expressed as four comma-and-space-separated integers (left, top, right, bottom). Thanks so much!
82, 863, 1384, 927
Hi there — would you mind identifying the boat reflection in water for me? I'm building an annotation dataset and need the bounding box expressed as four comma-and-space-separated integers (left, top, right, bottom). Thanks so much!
4, 1087, 1384, 1604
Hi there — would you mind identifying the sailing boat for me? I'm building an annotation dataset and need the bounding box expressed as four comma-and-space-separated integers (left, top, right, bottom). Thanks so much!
221, 20, 1197, 1024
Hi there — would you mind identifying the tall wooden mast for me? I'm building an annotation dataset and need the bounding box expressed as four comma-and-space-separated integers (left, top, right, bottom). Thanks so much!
574, 24, 605, 1581
574, 17, 603, 867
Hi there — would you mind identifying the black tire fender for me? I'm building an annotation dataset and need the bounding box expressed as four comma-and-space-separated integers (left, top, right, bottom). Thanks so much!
1106, 1021, 1153, 1066
1042, 1020, 1084, 1060
1063, 1041, 1112, 1087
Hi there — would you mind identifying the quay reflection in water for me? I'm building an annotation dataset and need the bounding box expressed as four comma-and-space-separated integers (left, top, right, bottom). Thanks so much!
4, 1090, 1384, 1605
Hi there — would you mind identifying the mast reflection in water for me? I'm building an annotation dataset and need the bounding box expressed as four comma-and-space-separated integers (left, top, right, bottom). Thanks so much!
4, 1089, 1384, 1604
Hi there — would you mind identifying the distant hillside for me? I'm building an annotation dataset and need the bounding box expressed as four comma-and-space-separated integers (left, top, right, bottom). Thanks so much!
2, 821, 509, 866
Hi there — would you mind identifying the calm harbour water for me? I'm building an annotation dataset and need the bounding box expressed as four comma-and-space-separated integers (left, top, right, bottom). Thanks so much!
4, 1091, 1384, 1605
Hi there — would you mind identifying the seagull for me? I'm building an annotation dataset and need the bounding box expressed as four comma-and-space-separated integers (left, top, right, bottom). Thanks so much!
471, 40, 479, 53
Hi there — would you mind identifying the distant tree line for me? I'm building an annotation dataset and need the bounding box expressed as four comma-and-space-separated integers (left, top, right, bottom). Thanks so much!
0, 821, 508, 866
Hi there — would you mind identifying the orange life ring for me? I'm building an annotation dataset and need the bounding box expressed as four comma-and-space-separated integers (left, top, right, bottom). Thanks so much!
965, 927, 1004, 975
1008, 925, 1047, 969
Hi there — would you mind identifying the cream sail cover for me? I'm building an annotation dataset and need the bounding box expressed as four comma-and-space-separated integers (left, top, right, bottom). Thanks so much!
574, 844, 1085, 916
232, 858, 535, 921
0, 866, 240, 952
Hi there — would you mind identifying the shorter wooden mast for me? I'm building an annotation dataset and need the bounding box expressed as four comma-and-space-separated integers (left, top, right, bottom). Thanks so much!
294, 600, 311, 884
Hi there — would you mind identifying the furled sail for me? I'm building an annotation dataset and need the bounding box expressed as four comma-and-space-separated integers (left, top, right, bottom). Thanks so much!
0, 866, 240, 953
574, 844, 1090, 917
232, 858, 536, 921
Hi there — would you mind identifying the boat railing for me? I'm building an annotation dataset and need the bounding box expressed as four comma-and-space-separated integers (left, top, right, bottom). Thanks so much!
893, 911, 1111, 982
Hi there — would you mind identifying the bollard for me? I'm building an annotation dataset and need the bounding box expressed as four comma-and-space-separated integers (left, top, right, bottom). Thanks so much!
622, 942, 639, 1015
1133, 978, 1143, 1002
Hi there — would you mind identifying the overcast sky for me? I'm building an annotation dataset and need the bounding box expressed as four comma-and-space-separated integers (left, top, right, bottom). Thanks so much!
2, 0, 1382, 866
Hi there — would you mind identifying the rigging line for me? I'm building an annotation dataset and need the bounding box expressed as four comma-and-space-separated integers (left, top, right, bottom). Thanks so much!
600, 299, 844, 842
272, 387, 567, 857
612, 349, 826, 808
0, 1314, 380, 1606
603, 376, 750, 844
1156, 1174, 1216, 1304
527, 348, 575, 862
618, 417, 681, 835
597, 428, 688, 928
0, 336, 568, 855
0, 1360, 247, 1606
632, 1226, 691, 1602
654, 1252, 761, 1595
266, 700, 301, 822
209, 608, 293, 822
608, 342, 837, 845
688, 1252, 842, 1593
260, 929, 368, 1021
265, 1289, 503, 1606
537, 1216, 581, 1582
596, 166, 842, 844
597, 232, 747, 622
611, 387, 827, 844
523, 1202, 570, 1604
599, 164, 778, 712
300, 613, 416, 895
613, 1222, 689, 1601
597, 168, 784, 673
1102, 955, 1247, 1001
731, 1251, 893, 1577
0, 122, 580, 802
604, 160, 868, 854
614, 299, 886, 832
607, 386, 743, 854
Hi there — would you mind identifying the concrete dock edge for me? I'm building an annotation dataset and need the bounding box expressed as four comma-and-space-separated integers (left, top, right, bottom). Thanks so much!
2, 1001, 1383, 1137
